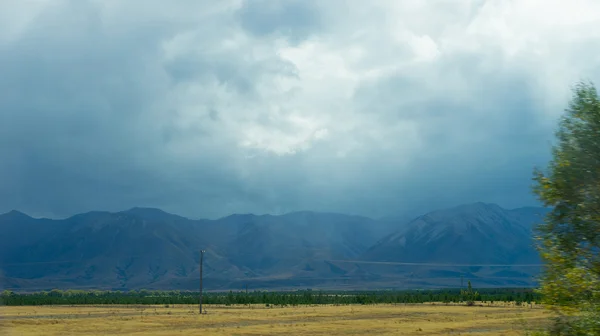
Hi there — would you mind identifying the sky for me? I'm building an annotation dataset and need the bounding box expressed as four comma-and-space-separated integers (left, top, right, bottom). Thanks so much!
1, 0, 600, 220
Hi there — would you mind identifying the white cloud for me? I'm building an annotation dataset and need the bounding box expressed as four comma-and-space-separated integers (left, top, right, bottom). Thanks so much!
1, 0, 600, 218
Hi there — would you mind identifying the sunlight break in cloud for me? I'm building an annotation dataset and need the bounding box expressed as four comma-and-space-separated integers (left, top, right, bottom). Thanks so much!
1, 0, 600, 219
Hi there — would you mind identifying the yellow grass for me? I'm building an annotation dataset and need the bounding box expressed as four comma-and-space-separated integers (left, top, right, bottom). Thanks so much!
1, 303, 551, 335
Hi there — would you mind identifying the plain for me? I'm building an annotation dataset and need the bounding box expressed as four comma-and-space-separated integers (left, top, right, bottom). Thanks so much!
1, 303, 551, 336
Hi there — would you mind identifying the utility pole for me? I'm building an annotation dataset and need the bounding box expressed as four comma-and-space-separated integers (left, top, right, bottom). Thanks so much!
199, 250, 205, 314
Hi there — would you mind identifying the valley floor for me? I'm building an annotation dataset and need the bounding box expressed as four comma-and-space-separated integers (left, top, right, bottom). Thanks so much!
1, 303, 550, 335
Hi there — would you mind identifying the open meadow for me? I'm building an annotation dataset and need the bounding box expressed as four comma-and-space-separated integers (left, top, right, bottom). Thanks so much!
1, 303, 551, 335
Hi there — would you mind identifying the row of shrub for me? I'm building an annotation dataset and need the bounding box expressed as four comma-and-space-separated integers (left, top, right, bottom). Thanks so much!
0, 288, 541, 306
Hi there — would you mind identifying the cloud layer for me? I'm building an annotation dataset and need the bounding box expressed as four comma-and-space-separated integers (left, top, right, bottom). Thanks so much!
2, 0, 600, 219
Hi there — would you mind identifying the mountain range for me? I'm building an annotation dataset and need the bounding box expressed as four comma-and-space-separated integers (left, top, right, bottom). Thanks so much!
0, 203, 549, 291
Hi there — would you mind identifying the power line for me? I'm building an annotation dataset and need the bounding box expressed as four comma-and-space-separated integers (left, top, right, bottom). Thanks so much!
0, 255, 543, 291
0, 255, 151, 266
0, 257, 544, 268
0, 276, 539, 291
0, 274, 539, 287
199, 249, 205, 315
326, 260, 544, 267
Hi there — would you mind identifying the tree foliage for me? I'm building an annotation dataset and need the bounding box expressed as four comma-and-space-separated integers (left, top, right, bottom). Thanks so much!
0, 288, 536, 306
461, 280, 479, 306
533, 81, 600, 335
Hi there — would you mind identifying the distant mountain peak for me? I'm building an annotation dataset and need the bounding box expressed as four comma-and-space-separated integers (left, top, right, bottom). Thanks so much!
418, 202, 504, 219
221, 213, 259, 219
126, 206, 167, 213
1, 210, 32, 219
451, 202, 502, 211
121, 207, 186, 221
281, 210, 372, 220
363, 201, 544, 265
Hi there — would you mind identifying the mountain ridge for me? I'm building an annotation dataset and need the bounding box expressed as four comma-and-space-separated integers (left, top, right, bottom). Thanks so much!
0, 203, 549, 291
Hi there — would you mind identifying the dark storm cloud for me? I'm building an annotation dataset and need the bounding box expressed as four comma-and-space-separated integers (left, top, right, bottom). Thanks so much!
0, 0, 599, 219
345, 53, 555, 216
0, 0, 232, 217
0, 2, 154, 214
237, 0, 321, 44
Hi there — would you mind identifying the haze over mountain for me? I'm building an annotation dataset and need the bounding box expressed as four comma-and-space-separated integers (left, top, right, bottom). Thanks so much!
364, 203, 541, 264
0, 203, 548, 291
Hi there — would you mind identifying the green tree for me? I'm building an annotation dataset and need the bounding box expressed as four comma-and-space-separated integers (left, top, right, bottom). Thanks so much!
533, 81, 600, 335
460, 280, 478, 306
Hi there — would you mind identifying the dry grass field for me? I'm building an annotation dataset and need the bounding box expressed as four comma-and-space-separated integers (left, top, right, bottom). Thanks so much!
1, 303, 550, 335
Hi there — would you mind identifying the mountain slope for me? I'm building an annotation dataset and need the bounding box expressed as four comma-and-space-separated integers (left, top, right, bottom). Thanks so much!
363, 203, 547, 264
0, 209, 388, 290
0, 210, 243, 290
0, 203, 548, 291
356, 203, 549, 287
